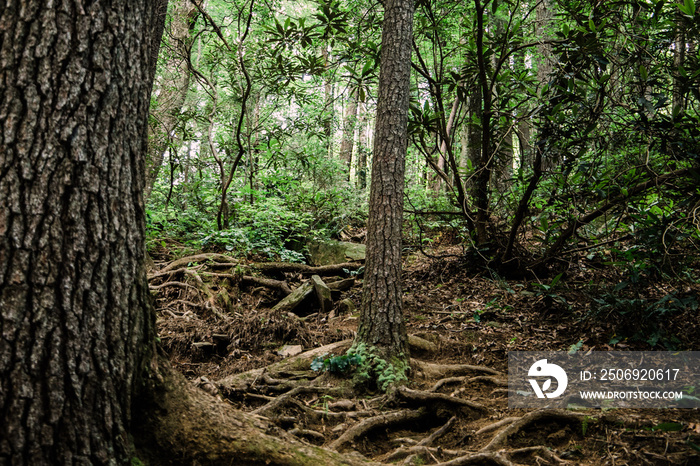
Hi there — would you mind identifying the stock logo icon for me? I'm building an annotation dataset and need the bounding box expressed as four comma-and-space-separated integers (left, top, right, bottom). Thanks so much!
528, 359, 568, 398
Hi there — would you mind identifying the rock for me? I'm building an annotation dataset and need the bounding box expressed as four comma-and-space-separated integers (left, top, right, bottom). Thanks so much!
192, 341, 216, 350
328, 400, 355, 411
277, 344, 303, 358
310, 275, 333, 314
272, 280, 314, 314
331, 423, 348, 433
328, 278, 355, 291
308, 240, 366, 266
338, 298, 356, 314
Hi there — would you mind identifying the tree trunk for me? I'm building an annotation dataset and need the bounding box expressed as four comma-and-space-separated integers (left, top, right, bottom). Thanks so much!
339, 87, 359, 179
354, 0, 414, 386
148, 0, 171, 90
489, 14, 513, 194
357, 101, 370, 190
466, 90, 482, 188
0, 1, 158, 462
473, 0, 492, 245
322, 47, 334, 158
145, 0, 199, 200
672, 9, 688, 115
535, 0, 556, 171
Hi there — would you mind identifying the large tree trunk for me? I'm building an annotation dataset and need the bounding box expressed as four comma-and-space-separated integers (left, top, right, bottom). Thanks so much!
0, 1, 158, 462
354, 0, 414, 386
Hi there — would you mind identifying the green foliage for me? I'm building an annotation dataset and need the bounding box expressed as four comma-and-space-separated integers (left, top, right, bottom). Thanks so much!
311, 352, 362, 373
591, 286, 697, 348
532, 273, 568, 308
568, 340, 584, 355
349, 343, 409, 392
146, 0, 700, 295
650, 422, 684, 432
581, 416, 590, 437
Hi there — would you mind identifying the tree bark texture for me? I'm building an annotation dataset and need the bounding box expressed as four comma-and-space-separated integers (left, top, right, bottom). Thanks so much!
0, 1, 155, 463
356, 0, 414, 358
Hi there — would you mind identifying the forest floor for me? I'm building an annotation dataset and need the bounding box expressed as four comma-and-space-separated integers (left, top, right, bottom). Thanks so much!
148, 239, 700, 466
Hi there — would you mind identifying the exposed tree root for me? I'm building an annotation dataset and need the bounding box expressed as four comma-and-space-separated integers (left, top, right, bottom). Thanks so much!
415, 361, 502, 379
509, 446, 570, 464
155, 253, 239, 273
329, 409, 428, 451
241, 275, 293, 295
217, 340, 352, 392
482, 409, 586, 452
397, 416, 458, 465
475, 417, 519, 436
134, 357, 377, 465
429, 375, 507, 393
382, 445, 470, 464
395, 387, 488, 414
253, 261, 364, 275
434, 451, 515, 466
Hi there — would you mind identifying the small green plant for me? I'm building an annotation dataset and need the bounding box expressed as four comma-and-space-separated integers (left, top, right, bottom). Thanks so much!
314, 394, 335, 417
568, 340, 584, 354
650, 422, 683, 432
311, 353, 363, 373
532, 273, 568, 307
350, 343, 409, 392
343, 266, 365, 277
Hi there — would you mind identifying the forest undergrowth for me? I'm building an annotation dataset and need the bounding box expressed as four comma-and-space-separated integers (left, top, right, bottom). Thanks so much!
146, 231, 700, 466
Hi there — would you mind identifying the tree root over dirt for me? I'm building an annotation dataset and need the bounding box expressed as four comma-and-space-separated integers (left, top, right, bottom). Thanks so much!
133, 357, 378, 466
149, 252, 700, 464
157, 339, 593, 465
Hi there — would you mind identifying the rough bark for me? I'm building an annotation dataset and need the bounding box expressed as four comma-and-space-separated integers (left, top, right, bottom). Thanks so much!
355, 0, 414, 364
145, 0, 199, 200
0, 1, 156, 462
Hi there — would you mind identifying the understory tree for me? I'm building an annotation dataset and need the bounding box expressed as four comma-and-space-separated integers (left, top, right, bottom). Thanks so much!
351, 0, 415, 390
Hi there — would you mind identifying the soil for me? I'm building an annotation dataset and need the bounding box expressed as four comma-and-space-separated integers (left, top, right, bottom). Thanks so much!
148, 241, 700, 465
